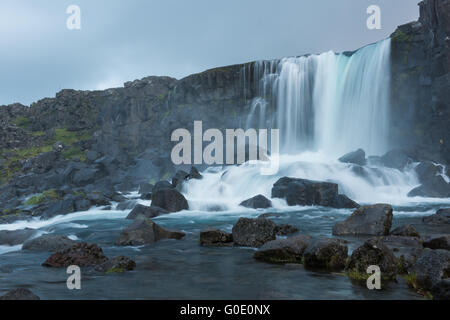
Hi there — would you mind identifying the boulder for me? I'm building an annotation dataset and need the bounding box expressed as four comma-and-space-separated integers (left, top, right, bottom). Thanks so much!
407, 175, 450, 198
172, 170, 189, 188
0, 288, 40, 300
189, 166, 203, 180
42, 243, 108, 267
39, 199, 76, 219
411, 248, 450, 291
151, 188, 189, 213
74, 199, 91, 211
338, 149, 366, 166
332, 204, 393, 236
0, 228, 36, 246
72, 168, 102, 187
415, 161, 442, 184
232, 217, 276, 248
253, 235, 311, 264
115, 219, 185, 246
126, 204, 169, 220
22, 234, 76, 252
346, 238, 398, 280
152, 181, 175, 193
275, 224, 299, 236
423, 236, 450, 251
239, 195, 272, 209
303, 238, 348, 271
139, 183, 154, 195
95, 256, 136, 273
199, 228, 233, 247
391, 225, 420, 238
423, 208, 450, 225
380, 149, 413, 170
331, 194, 360, 209
431, 280, 450, 300
116, 200, 137, 211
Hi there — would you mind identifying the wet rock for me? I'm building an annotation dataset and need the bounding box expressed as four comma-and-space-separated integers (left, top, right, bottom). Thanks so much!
391, 225, 420, 238
95, 256, 136, 273
332, 204, 393, 236
139, 183, 154, 195
0, 288, 40, 300
431, 280, 450, 300
74, 199, 91, 212
199, 228, 233, 247
380, 149, 413, 170
275, 224, 299, 236
254, 235, 311, 264
415, 161, 442, 184
398, 250, 422, 274
407, 175, 450, 198
0, 228, 35, 246
116, 200, 137, 211
338, 149, 366, 166
39, 199, 76, 220
126, 204, 169, 220
172, 170, 189, 188
346, 238, 398, 280
239, 194, 272, 209
152, 181, 174, 193
423, 208, 450, 225
22, 234, 76, 252
72, 168, 102, 187
331, 194, 360, 209
42, 243, 108, 267
423, 235, 450, 251
380, 236, 422, 249
189, 166, 203, 180
232, 217, 276, 248
303, 238, 348, 271
411, 248, 450, 291
151, 188, 189, 213
115, 219, 185, 246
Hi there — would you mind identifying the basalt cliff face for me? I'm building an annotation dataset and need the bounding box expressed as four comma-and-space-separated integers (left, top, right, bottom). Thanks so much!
0, 0, 449, 213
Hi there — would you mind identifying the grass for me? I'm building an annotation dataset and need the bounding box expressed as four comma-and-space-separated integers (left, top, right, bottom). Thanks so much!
106, 267, 125, 274
25, 189, 62, 205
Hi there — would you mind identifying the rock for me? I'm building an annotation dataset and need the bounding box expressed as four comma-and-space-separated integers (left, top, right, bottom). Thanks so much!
115, 219, 185, 246
331, 194, 360, 209
0, 228, 35, 246
275, 224, 299, 236
22, 234, 76, 252
72, 168, 102, 187
189, 166, 203, 180
239, 194, 272, 209
380, 149, 413, 170
151, 188, 189, 213
346, 238, 398, 280
0, 288, 40, 300
380, 236, 422, 249
39, 199, 76, 219
338, 149, 366, 166
74, 199, 91, 211
172, 170, 189, 188
423, 208, 450, 225
116, 200, 137, 211
423, 236, 450, 251
407, 175, 450, 198
95, 256, 136, 273
42, 243, 108, 267
152, 181, 175, 193
303, 238, 348, 271
391, 225, 420, 238
232, 217, 276, 248
253, 235, 311, 264
139, 183, 153, 195
431, 280, 450, 300
199, 228, 233, 247
411, 248, 450, 291
332, 204, 393, 236
126, 204, 169, 220
415, 161, 442, 184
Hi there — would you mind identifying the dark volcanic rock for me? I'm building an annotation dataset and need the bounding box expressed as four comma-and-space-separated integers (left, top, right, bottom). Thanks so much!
423, 208, 450, 225
407, 175, 450, 198
152, 181, 175, 193
42, 243, 108, 267
172, 170, 189, 188
189, 166, 203, 180
346, 238, 398, 280
115, 218, 185, 246
239, 194, 272, 209
431, 280, 450, 300
423, 235, 450, 251
139, 183, 154, 195
0, 228, 35, 246
117, 200, 137, 211
232, 217, 276, 248
253, 235, 311, 264
199, 228, 233, 247
332, 204, 393, 236
275, 224, 299, 236
380, 149, 413, 170
126, 204, 169, 220
151, 188, 189, 213
338, 149, 366, 166
391, 225, 420, 238
411, 248, 450, 291
331, 194, 360, 209
22, 234, 76, 252
39, 199, 76, 219
415, 161, 442, 184
0, 288, 40, 300
272, 177, 336, 206
303, 238, 348, 271
95, 256, 136, 273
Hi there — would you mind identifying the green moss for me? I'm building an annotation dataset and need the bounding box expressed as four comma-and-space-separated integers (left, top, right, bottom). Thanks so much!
157, 93, 166, 101
62, 146, 86, 161
32, 131, 45, 137
402, 273, 433, 299
14, 117, 32, 129
391, 30, 412, 43
25, 189, 62, 205
106, 267, 125, 274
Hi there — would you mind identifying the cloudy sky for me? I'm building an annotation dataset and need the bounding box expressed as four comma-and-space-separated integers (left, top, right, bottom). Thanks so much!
0, 0, 419, 106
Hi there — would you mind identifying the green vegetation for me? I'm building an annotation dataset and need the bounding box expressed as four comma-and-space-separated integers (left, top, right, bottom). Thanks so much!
25, 189, 62, 206
106, 267, 125, 274
63, 146, 86, 161
402, 273, 433, 299
14, 116, 32, 129
157, 93, 166, 101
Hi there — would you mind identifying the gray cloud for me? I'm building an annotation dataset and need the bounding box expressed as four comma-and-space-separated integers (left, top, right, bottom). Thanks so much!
0, 0, 419, 106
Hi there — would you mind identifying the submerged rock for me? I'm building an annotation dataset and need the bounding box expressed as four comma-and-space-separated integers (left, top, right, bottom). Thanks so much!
423, 208, 450, 225
22, 234, 76, 252
303, 238, 348, 271
95, 256, 136, 273
0, 288, 40, 300
232, 217, 276, 248
0, 228, 36, 246
254, 235, 311, 264
115, 218, 185, 246
199, 228, 233, 247
239, 194, 272, 209
151, 188, 189, 213
338, 149, 366, 166
332, 204, 393, 236
42, 243, 108, 267
391, 225, 420, 238
126, 204, 169, 220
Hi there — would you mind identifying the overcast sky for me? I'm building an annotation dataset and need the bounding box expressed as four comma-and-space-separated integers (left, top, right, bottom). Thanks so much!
0, 0, 419, 106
